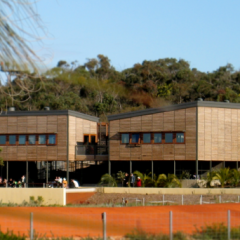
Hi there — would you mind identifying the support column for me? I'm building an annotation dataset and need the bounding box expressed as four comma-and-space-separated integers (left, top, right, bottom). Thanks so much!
26, 161, 28, 187
81, 161, 83, 185
174, 161, 176, 175
237, 161, 238, 170
108, 161, 111, 175
46, 161, 48, 184
6, 161, 8, 181
151, 161, 154, 179
210, 161, 212, 172
130, 161, 132, 174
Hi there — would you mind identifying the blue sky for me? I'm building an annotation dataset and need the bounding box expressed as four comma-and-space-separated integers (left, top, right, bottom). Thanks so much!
35, 0, 240, 72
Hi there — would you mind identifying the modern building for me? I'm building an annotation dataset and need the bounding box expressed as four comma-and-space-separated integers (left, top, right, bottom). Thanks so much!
107, 100, 240, 177
0, 108, 108, 185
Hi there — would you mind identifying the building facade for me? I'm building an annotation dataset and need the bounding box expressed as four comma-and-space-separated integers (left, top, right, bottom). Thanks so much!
108, 101, 240, 177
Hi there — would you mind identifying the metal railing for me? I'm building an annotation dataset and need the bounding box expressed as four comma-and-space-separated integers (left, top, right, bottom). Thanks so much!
75, 145, 108, 156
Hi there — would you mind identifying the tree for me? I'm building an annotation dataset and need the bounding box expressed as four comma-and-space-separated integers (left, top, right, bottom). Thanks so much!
230, 169, 240, 187
157, 174, 181, 188
117, 171, 125, 187
214, 168, 231, 188
98, 174, 117, 187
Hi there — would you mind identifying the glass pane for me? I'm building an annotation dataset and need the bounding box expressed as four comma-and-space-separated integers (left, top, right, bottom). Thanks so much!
154, 133, 162, 143
19, 135, 26, 145
165, 133, 173, 143
132, 133, 139, 143
143, 133, 151, 143
49, 134, 56, 144
176, 133, 184, 143
9, 135, 16, 144
39, 135, 46, 144
0, 135, 6, 144
29, 135, 36, 145
121, 134, 129, 144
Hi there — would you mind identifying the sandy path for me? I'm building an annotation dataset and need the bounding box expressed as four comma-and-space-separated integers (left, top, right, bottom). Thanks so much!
0, 204, 240, 237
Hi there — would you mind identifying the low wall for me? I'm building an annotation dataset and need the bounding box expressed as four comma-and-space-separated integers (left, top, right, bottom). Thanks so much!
0, 188, 66, 205
99, 187, 240, 195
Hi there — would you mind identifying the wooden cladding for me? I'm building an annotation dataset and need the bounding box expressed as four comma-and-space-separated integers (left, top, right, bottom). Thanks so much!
109, 108, 196, 161
0, 115, 67, 161
120, 132, 185, 144
0, 133, 57, 146
198, 107, 240, 161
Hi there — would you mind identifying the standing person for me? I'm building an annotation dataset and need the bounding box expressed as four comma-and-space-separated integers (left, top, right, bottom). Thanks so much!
123, 173, 129, 187
62, 178, 68, 188
21, 175, 26, 187
136, 177, 142, 187
130, 173, 136, 187
8, 178, 13, 187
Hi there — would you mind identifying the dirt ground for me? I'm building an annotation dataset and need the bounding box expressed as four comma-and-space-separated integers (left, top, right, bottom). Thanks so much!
1, 203, 240, 238
87, 192, 240, 205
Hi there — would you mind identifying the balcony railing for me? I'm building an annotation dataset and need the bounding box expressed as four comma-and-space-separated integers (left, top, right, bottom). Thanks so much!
75, 145, 108, 156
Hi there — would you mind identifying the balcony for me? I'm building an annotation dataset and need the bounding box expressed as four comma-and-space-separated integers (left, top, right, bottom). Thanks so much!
75, 145, 108, 161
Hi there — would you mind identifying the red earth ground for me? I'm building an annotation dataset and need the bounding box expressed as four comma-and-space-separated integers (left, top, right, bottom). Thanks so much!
1, 203, 240, 238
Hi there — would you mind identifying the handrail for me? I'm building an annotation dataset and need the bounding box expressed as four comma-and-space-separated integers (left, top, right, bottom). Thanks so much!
75, 145, 108, 156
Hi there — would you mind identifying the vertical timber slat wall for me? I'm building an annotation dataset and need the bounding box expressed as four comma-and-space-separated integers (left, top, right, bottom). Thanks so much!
109, 107, 197, 161
0, 115, 68, 161
198, 107, 240, 161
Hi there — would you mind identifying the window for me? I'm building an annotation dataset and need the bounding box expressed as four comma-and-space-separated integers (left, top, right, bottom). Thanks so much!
39, 135, 46, 144
48, 134, 56, 144
176, 133, 184, 143
28, 135, 36, 145
143, 133, 151, 143
0, 135, 6, 145
121, 134, 129, 144
131, 133, 140, 144
9, 135, 16, 144
165, 133, 173, 143
19, 135, 26, 145
154, 133, 162, 143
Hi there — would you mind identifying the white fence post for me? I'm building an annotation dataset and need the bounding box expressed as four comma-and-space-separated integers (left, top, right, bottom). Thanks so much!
200, 195, 202, 205
163, 194, 164, 206
30, 212, 33, 240
102, 212, 107, 240
228, 210, 231, 240
169, 211, 173, 240
182, 195, 184, 205
219, 195, 221, 203
142, 198, 145, 206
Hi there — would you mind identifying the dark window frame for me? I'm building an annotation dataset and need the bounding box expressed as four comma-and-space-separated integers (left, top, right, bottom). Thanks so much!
120, 132, 185, 145
0, 133, 58, 146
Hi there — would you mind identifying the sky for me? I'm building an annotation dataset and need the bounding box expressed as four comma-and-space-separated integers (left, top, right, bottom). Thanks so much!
33, 0, 240, 73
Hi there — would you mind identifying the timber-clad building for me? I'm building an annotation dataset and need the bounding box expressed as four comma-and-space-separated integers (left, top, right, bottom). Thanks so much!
1, 100, 240, 185
107, 100, 240, 177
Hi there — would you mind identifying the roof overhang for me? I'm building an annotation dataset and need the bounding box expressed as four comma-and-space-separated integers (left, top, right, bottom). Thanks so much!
108, 101, 240, 121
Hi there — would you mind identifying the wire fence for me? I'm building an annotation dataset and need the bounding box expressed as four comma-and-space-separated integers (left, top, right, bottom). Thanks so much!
1, 210, 240, 239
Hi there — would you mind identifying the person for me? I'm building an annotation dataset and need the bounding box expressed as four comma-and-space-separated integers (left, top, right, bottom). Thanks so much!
123, 173, 129, 187
62, 178, 68, 188
21, 175, 26, 187
73, 179, 79, 188
69, 179, 75, 188
18, 181, 22, 188
8, 178, 13, 187
3, 179, 7, 187
136, 177, 142, 187
130, 173, 136, 187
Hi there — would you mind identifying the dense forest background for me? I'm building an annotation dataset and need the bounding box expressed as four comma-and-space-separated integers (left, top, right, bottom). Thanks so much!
1, 55, 240, 121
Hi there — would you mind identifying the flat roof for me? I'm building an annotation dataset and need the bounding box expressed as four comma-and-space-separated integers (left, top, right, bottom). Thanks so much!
108, 101, 240, 121
0, 110, 99, 122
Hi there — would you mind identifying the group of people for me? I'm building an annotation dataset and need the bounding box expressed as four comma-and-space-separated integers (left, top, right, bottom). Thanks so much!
0, 175, 26, 188
48, 176, 80, 188
123, 173, 142, 187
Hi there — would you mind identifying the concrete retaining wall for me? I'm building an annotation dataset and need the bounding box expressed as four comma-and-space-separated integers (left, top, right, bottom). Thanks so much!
0, 188, 66, 205
98, 187, 240, 195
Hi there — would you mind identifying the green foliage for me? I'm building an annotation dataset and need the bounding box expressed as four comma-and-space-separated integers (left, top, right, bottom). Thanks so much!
116, 171, 125, 187
98, 174, 117, 187
230, 169, 240, 187
214, 168, 231, 188
29, 196, 44, 206
204, 171, 217, 188
0, 147, 3, 166
0, 231, 25, 240
178, 170, 191, 180
157, 174, 182, 188
126, 229, 187, 240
